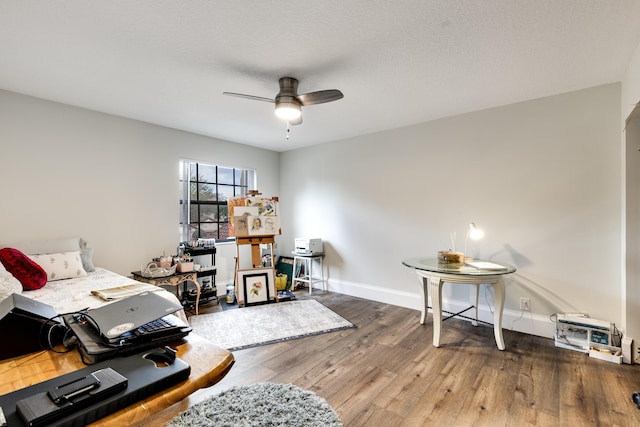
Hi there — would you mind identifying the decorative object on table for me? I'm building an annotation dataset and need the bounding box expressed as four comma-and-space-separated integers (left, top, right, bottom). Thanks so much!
237, 267, 274, 305
437, 251, 464, 264
188, 299, 355, 351
167, 382, 342, 427
175, 254, 194, 273
439, 222, 485, 264
152, 254, 173, 269
140, 262, 176, 278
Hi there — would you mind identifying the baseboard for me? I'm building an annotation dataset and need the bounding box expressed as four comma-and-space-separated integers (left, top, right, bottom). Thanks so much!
322, 279, 556, 340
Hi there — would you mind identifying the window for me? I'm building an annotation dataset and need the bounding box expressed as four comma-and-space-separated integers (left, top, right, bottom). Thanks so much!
179, 160, 256, 242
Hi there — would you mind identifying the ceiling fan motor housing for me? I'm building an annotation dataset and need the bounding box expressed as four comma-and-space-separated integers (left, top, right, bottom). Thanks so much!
223, 76, 342, 125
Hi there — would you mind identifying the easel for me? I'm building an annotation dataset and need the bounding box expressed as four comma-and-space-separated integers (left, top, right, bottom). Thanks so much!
235, 235, 275, 268
232, 191, 279, 307
234, 236, 277, 307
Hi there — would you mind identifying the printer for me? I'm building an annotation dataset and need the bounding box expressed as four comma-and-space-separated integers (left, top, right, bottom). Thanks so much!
294, 238, 323, 255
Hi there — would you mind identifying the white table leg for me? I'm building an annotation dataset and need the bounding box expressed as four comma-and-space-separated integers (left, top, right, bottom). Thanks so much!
492, 278, 506, 350
427, 276, 444, 347
417, 275, 429, 324
320, 257, 325, 291
471, 284, 479, 326
308, 258, 313, 295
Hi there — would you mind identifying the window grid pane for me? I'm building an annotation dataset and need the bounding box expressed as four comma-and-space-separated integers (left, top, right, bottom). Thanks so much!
182, 161, 255, 241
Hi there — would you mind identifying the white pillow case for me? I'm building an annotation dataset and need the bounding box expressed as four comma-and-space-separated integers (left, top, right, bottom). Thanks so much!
0, 262, 22, 301
28, 251, 88, 281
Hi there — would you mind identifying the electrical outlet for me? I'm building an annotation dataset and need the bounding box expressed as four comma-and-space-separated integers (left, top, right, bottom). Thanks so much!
520, 297, 531, 311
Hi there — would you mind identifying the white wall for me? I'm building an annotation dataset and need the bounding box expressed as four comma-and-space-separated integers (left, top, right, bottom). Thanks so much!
0, 89, 280, 281
0, 79, 631, 343
622, 38, 640, 358
280, 83, 622, 338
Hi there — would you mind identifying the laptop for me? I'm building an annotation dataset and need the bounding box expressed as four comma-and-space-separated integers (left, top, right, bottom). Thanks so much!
62, 312, 192, 364
81, 291, 184, 343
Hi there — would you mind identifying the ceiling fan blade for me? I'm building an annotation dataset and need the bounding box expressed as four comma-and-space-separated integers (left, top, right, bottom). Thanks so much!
296, 89, 344, 106
222, 92, 274, 103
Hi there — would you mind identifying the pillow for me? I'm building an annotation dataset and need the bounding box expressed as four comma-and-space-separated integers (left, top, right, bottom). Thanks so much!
0, 263, 22, 301
0, 248, 47, 290
80, 247, 95, 273
28, 251, 88, 282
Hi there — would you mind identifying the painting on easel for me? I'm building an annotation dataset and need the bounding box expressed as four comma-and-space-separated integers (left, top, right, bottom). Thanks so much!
228, 194, 281, 237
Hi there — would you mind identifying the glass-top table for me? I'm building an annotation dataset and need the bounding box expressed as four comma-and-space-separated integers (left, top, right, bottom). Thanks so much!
402, 257, 517, 350
402, 257, 516, 275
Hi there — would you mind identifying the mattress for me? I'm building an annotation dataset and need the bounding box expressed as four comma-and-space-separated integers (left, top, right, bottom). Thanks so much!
22, 267, 187, 322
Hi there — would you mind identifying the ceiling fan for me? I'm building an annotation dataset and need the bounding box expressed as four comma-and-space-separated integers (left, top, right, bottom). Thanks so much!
223, 77, 344, 126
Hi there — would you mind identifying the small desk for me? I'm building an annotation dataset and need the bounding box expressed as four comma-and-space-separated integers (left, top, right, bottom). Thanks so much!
132, 271, 200, 315
0, 333, 234, 426
402, 258, 516, 350
291, 252, 325, 294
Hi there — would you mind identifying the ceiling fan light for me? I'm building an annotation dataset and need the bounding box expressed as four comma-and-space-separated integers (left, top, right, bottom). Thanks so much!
275, 102, 301, 120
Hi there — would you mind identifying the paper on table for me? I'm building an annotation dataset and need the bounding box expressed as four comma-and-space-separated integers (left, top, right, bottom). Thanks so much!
91, 283, 159, 301
465, 261, 508, 270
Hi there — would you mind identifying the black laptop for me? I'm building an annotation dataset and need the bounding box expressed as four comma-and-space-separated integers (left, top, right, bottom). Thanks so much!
61, 292, 192, 364
81, 291, 185, 344
62, 313, 191, 364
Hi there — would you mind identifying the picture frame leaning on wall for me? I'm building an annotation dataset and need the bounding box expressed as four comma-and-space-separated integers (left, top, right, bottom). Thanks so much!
238, 268, 274, 306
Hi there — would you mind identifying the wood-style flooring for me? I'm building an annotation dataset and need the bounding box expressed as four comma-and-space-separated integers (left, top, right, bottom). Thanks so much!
149, 290, 640, 426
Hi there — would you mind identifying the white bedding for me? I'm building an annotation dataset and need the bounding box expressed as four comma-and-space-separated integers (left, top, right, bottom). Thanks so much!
22, 267, 187, 322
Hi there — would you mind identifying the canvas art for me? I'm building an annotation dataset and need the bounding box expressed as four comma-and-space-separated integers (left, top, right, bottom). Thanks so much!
238, 268, 274, 305
228, 196, 281, 237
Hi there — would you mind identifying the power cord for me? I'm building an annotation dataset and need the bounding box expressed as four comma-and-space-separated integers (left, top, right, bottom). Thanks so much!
39, 308, 97, 353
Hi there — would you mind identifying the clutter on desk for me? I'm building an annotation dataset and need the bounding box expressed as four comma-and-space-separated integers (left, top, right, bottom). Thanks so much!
437, 250, 464, 265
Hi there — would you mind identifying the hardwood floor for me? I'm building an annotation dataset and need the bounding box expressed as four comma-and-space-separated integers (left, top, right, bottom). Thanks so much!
164, 291, 640, 426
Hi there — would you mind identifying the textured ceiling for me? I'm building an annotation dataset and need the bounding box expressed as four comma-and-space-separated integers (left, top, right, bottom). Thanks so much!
1, 1, 640, 152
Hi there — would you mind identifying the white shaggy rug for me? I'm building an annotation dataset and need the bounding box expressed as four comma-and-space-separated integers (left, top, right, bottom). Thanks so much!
189, 300, 355, 351
166, 382, 342, 426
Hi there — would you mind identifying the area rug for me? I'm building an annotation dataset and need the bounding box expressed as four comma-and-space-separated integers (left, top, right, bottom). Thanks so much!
166, 382, 342, 426
189, 299, 355, 351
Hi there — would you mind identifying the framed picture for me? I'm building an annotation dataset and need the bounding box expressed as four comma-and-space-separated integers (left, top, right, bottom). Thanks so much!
238, 268, 274, 306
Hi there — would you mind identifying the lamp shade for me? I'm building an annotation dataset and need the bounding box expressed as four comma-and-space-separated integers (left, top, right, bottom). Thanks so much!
464, 222, 484, 259
275, 99, 301, 120
468, 222, 484, 240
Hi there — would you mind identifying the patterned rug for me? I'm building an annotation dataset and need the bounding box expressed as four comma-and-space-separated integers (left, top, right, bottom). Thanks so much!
167, 382, 342, 426
189, 300, 356, 351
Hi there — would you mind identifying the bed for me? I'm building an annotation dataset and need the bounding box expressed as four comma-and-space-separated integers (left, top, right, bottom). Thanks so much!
0, 237, 187, 322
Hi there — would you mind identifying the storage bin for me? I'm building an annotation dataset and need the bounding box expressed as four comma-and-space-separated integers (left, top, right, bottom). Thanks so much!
176, 262, 194, 273
276, 273, 288, 291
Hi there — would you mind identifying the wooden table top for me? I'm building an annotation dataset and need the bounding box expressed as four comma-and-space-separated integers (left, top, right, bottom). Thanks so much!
0, 333, 234, 426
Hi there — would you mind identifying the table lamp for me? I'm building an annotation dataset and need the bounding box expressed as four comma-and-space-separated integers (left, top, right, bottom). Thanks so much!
464, 222, 484, 260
